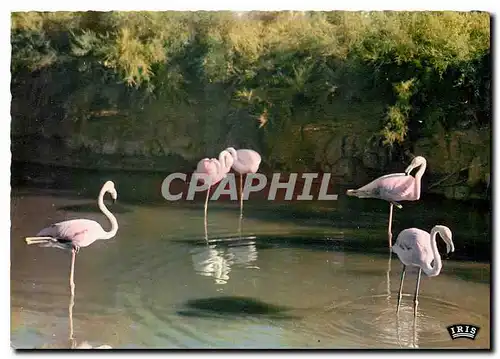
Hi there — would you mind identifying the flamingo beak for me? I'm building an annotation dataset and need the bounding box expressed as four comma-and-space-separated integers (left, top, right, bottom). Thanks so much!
404, 164, 414, 175
447, 240, 455, 254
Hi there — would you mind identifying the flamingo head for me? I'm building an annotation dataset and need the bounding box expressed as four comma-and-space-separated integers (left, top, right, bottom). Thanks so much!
104, 181, 118, 203
405, 156, 427, 175
434, 225, 454, 254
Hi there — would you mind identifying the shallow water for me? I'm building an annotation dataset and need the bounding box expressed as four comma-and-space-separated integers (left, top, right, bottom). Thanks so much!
10, 166, 491, 349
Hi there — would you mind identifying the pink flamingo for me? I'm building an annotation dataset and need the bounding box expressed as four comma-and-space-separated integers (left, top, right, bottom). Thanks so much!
225, 147, 262, 219
392, 225, 454, 317
346, 156, 427, 246
193, 150, 234, 235
24, 180, 119, 297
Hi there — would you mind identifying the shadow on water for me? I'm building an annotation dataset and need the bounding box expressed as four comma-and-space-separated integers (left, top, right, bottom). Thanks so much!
176, 296, 299, 320
174, 233, 472, 263
181, 234, 345, 252
57, 203, 132, 214
192, 196, 489, 262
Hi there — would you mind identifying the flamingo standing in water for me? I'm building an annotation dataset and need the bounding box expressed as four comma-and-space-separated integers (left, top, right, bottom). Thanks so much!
225, 147, 262, 219
392, 225, 454, 317
193, 150, 234, 236
346, 156, 427, 247
24, 180, 119, 297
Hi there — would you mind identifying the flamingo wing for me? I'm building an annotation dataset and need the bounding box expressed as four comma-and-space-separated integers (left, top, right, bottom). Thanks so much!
37, 219, 103, 248
234, 149, 262, 173
377, 175, 416, 202
195, 158, 213, 175
194, 158, 226, 186
211, 159, 229, 184
393, 228, 431, 267
353, 173, 406, 197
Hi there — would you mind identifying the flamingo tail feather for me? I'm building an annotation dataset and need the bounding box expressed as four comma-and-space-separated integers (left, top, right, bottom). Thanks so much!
25, 236, 55, 245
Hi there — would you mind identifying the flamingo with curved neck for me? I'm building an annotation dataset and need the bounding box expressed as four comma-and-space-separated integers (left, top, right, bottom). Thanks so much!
404, 156, 427, 200
224, 147, 262, 220
24, 180, 119, 297
98, 182, 119, 240
346, 155, 428, 247
391, 225, 454, 317
419, 225, 454, 277
194, 150, 234, 238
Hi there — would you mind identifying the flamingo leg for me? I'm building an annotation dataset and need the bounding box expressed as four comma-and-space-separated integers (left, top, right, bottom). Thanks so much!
68, 284, 75, 348
412, 306, 418, 348
237, 210, 243, 240
68, 247, 77, 349
396, 264, 406, 314
413, 268, 422, 319
386, 250, 392, 299
388, 203, 394, 248
204, 187, 210, 241
239, 173, 244, 219
70, 248, 76, 297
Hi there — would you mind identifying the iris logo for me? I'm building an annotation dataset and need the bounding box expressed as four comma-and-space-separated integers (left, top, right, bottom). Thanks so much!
447, 324, 480, 340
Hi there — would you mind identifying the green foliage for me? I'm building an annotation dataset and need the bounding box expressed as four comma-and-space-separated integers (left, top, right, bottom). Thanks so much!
10, 11, 491, 167
381, 78, 417, 145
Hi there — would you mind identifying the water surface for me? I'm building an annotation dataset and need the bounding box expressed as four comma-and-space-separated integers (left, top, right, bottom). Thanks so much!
10, 165, 491, 349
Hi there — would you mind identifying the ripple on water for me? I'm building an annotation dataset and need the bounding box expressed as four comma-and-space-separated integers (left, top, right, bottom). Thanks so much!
115, 241, 215, 348
121, 285, 225, 348
299, 294, 489, 349
117, 237, 268, 348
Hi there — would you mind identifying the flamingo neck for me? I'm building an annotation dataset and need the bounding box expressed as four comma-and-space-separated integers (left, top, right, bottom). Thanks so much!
415, 162, 427, 180
226, 147, 238, 162
422, 227, 443, 277
413, 162, 426, 199
218, 150, 233, 173
98, 187, 118, 239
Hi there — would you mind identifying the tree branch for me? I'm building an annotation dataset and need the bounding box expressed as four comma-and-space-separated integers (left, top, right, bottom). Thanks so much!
428, 162, 486, 190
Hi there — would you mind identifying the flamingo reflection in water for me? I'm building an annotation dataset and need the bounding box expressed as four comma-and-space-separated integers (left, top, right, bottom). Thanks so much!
191, 241, 259, 285
192, 200, 259, 285
67, 294, 113, 349
395, 300, 420, 348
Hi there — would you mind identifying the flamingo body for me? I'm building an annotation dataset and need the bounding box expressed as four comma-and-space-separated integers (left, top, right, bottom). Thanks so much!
225, 147, 262, 219
348, 172, 420, 204
346, 155, 427, 206
391, 225, 454, 316
194, 149, 234, 186
392, 227, 453, 276
226, 147, 262, 174
194, 158, 228, 187
34, 219, 110, 251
